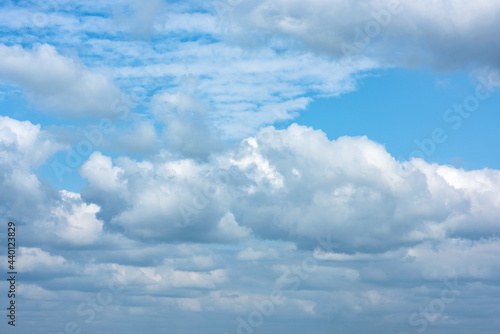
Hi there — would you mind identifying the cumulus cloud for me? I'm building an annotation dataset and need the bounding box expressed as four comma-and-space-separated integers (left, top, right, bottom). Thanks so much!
79, 151, 249, 243
1, 115, 498, 331
223, 125, 500, 252
78, 124, 500, 253
0, 116, 61, 221
48, 190, 104, 245
0, 117, 106, 248
0, 43, 121, 116
0, 115, 62, 166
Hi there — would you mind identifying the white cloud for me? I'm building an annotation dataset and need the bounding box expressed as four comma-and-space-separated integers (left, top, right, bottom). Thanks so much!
0, 43, 121, 116
0, 7, 78, 30
0, 116, 62, 221
216, 212, 252, 242
110, 262, 227, 290
157, 12, 219, 34
17, 247, 67, 272
112, 0, 167, 38
78, 124, 500, 253
0, 117, 106, 246
0, 115, 62, 166
1, 2, 379, 140
79, 151, 232, 242
49, 190, 104, 245
406, 238, 500, 280
79, 151, 127, 192
18, 284, 56, 300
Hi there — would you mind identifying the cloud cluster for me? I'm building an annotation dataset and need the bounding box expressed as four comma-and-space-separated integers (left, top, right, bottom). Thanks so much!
0, 116, 60, 221
78, 124, 500, 253
0, 116, 106, 247
0, 1, 499, 333
79, 150, 251, 243
0, 117, 499, 333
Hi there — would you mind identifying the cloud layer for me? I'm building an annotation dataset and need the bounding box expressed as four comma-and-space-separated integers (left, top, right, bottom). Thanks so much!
77, 124, 500, 253
1, 118, 499, 333
0, 1, 499, 333
224, 0, 500, 70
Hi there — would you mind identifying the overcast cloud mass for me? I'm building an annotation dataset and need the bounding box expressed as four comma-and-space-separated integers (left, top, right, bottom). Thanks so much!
0, 1, 499, 333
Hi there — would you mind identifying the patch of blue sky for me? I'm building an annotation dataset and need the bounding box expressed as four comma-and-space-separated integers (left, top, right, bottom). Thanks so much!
296, 67, 500, 170
0, 88, 54, 125
38, 151, 87, 192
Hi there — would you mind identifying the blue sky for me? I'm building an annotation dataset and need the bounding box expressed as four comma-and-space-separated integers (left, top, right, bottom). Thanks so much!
299, 68, 500, 170
0, 1, 500, 333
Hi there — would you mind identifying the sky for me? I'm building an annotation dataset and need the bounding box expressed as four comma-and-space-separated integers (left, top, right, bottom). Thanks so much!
0, 0, 499, 333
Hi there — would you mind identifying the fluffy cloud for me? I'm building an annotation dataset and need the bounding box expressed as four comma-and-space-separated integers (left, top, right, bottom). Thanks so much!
230, 125, 499, 252
78, 124, 500, 253
0, 43, 121, 116
0, 115, 61, 166
0, 117, 106, 247
79, 151, 250, 243
48, 190, 104, 245
16, 247, 67, 272
0, 116, 61, 222
11, 117, 497, 331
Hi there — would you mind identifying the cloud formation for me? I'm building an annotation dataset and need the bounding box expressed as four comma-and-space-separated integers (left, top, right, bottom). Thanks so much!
0, 44, 121, 116
0, 1, 499, 333
78, 125, 500, 254
0, 113, 499, 334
